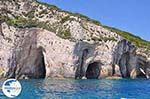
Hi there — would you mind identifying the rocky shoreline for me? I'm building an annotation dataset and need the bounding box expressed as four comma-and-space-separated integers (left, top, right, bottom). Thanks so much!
0, 0, 150, 79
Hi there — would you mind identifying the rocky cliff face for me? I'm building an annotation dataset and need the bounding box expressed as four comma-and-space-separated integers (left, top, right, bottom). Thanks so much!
0, 0, 150, 79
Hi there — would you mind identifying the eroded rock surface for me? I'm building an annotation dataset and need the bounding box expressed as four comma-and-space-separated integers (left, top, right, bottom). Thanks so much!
0, 0, 149, 79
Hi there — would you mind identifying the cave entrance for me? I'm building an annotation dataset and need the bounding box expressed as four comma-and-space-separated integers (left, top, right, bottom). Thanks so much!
34, 47, 46, 78
86, 62, 100, 79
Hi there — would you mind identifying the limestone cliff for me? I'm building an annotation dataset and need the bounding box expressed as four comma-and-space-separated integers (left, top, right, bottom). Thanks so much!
0, 0, 150, 79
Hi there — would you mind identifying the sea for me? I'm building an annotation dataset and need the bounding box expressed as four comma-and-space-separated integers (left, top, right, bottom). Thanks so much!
0, 78, 150, 99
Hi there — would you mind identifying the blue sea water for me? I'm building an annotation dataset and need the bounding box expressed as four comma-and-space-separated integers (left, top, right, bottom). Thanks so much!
0, 78, 150, 99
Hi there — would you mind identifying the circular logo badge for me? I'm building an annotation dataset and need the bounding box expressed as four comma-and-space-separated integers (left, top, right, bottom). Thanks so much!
2, 79, 22, 98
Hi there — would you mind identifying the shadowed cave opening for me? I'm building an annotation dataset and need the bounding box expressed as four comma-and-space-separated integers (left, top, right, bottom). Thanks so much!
137, 65, 147, 78
86, 62, 100, 79
33, 47, 46, 78
137, 72, 146, 78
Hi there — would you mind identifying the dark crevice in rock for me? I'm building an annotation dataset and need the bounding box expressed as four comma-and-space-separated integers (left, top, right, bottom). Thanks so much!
137, 71, 146, 78
6, 49, 18, 78
75, 48, 89, 79
137, 58, 149, 78
80, 49, 89, 77
119, 52, 130, 78
32, 46, 46, 78
86, 62, 101, 79
112, 64, 116, 76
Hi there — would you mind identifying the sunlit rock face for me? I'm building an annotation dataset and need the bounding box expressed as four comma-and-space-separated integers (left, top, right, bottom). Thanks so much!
0, 22, 150, 79
0, 0, 149, 79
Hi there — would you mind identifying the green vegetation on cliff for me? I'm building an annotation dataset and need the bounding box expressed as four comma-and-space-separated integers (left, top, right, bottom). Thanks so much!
57, 30, 71, 39
103, 26, 150, 49
0, 15, 55, 32
0, 15, 71, 39
36, 0, 101, 26
0, 0, 149, 49
35, 0, 150, 49
71, 13, 101, 26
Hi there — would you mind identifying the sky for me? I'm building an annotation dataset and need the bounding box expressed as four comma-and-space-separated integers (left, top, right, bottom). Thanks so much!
40, 0, 150, 41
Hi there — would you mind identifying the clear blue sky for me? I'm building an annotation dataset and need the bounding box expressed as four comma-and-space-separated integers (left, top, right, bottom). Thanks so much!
39, 0, 150, 41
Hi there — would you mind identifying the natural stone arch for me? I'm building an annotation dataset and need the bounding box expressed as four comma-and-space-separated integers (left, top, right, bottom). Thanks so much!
74, 42, 96, 79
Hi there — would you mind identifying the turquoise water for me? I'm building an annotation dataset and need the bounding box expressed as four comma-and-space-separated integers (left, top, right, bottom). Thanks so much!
0, 79, 150, 99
